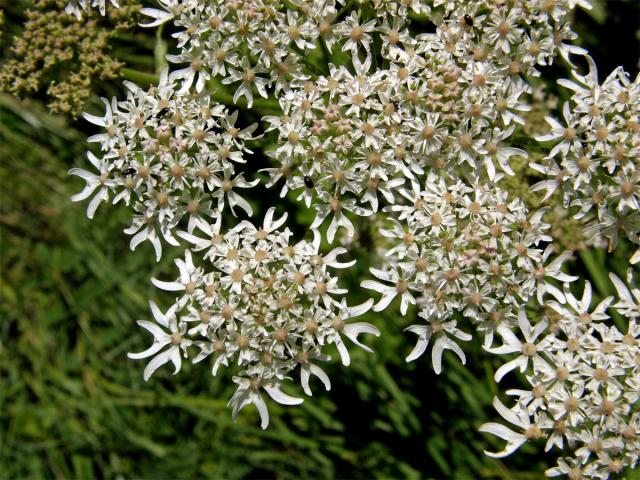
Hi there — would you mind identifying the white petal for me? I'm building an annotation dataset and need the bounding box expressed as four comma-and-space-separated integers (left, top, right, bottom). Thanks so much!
406, 335, 429, 363
264, 385, 304, 406
343, 322, 380, 352
309, 363, 331, 392
149, 300, 170, 328
254, 394, 270, 429
142, 348, 172, 381
151, 278, 185, 291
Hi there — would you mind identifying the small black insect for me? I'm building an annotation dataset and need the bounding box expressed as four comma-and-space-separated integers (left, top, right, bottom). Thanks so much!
156, 107, 171, 118
463, 14, 473, 26
303, 176, 314, 189
122, 168, 137, 177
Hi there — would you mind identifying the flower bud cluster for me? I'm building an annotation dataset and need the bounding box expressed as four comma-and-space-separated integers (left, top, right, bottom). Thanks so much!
128, 208, 379, 428
70, 69, 259, 260
480, 278, 639, 479
361, 173, 577, 372
532, 56, 640, 260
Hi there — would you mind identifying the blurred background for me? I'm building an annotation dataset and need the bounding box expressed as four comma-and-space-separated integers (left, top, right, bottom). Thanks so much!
1, 1, 639, 478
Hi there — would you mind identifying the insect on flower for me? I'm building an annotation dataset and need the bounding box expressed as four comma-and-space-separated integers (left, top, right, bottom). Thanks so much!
304, 176, 315, 189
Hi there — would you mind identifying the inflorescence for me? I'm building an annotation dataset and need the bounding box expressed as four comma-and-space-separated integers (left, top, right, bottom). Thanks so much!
66, 0, 639, 477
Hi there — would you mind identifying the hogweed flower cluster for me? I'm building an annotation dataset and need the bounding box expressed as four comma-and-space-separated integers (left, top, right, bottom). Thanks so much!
532, 57, 640, 260
71, 68, 259, 260
361, 174, 577, 371
128, 208, 379, 427
480, 277, 639, 478
65, 0, 640, 476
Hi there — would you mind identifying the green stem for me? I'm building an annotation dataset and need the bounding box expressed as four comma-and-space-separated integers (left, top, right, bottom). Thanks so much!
154, 25, 168, 74
120, 68, 159, 87
579, 249, 612, 297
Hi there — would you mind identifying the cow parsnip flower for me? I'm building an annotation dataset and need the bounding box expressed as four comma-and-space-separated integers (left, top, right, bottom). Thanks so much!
481, 278, 640, 477
65, 1, 640, 476
129, 208, 379, 428
70, 67, 260, 260
532, 54, 640, 258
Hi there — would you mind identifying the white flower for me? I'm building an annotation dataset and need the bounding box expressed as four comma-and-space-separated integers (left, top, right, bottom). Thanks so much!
127, 301, 192, 381
405, 310, 472, 374
361, 266, 416, 315
484, 309, 550, 383
479, 397, 543, 458
228, 376, 303, 430
69, 152, 117, 219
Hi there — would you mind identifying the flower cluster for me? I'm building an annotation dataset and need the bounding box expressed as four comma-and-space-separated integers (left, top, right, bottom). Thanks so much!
480, 277, 639, 478
532, 56, 640, 261
65, 0, 640, 475
128, 208, 379, 427
70, 68, 259, 260
260, 0, 592, 242
361, 174, 577, 372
